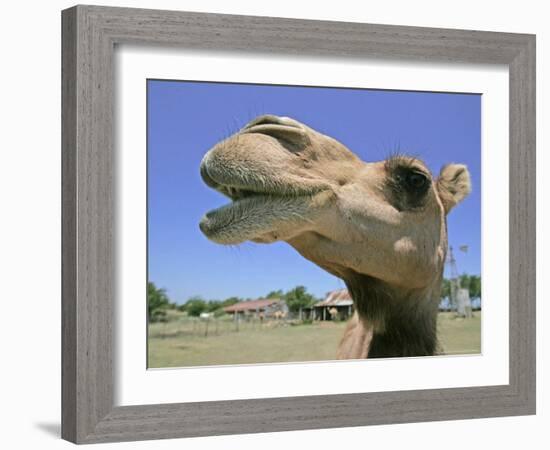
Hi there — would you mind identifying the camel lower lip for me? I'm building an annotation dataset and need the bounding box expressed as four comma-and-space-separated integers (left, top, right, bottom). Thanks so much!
200, 199, 245, 231
199, 195, 266, 238
198, 192, 317, 245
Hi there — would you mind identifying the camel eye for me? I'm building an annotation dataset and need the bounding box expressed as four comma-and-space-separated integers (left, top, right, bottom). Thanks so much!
384, 158, 432, 210
404, 171, 428, 190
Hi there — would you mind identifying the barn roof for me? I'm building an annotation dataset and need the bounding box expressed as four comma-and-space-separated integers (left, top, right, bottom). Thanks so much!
314, 289, 353, 307
223, 298, 282, 313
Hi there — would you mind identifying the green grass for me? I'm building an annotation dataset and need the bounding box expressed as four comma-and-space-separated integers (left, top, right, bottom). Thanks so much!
437, 311, 482, 355
148, 311, 481, 368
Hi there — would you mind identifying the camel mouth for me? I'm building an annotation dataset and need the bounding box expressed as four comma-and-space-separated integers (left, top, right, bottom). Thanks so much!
199, 157, 298, 201
199, 192, 273, 239
198, 190, 315, 245
199, 159, 321, 244
203, 182, 280, 215
198, 114, 327, 244
198, 169, 308, 243
205, 180, 263, 203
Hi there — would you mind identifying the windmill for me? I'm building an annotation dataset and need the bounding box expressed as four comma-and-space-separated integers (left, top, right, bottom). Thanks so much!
446, 245, 472, 317
447, 246, 460, 310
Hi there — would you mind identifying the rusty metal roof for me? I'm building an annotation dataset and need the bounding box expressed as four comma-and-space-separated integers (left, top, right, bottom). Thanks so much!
223, 298, 282, 313
314, 289, 353, 307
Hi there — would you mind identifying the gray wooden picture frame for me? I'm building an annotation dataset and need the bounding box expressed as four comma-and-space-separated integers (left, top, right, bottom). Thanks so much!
61, 4, 536, 444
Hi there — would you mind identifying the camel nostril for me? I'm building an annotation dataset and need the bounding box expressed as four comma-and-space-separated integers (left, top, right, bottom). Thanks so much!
241, 118, 309, 152
243, 114, 302, 131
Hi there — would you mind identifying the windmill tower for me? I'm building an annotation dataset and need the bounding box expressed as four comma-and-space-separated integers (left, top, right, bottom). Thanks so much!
447, 245, 472, 318
447, 246, 460, 310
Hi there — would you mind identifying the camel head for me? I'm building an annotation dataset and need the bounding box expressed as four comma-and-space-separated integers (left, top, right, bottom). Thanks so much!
199, 115, 471, 292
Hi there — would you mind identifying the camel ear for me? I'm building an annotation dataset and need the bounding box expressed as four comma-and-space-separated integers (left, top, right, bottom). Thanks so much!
436, 164, 471, 214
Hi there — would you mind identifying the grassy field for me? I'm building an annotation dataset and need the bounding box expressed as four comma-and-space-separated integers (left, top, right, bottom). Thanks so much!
148, 311, 481, 368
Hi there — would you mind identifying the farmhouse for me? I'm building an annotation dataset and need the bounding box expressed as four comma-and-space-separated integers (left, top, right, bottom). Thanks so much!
223, 298, 288, 319
314, 289, 354, 321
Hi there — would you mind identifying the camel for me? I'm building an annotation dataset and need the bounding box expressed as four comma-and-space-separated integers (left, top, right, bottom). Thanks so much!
199, 115, 471, 358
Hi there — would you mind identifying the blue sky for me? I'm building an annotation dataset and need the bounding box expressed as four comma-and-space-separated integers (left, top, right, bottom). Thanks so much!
148, 80, 481, 303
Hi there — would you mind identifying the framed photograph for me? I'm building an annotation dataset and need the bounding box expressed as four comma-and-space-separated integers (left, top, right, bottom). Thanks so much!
62, 5, 536, 444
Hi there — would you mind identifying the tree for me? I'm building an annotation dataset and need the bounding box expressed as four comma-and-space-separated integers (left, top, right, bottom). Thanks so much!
459, 274, 471, 290
457, 274, 482, 299
221, 296, 241, 308
440, 278, 451, 299
266, 290, 284, 299
441, 276, 481, 298
469, 275, 481, 299
206, 300, 222, 312
147, 282, 171, 322
284, 286, 316, 313
184, 296, 208, 317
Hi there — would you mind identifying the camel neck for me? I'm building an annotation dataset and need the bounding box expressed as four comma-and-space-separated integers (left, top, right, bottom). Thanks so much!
344, 272, 440, 358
